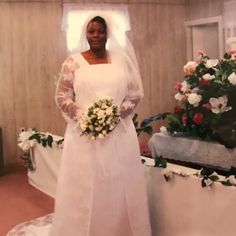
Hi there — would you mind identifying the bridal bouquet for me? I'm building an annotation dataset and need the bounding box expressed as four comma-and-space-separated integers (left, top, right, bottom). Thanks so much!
80, 98, 120, 140
167, 50, 236, 148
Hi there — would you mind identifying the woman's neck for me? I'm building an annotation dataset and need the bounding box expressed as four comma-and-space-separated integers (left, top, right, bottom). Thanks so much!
89, 48, 107, 58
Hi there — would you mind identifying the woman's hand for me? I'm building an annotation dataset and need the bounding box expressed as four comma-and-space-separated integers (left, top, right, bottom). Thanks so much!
119, 106, 134, 119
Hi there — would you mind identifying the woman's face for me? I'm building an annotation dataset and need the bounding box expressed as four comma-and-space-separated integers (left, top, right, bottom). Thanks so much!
86, 21, 107, 51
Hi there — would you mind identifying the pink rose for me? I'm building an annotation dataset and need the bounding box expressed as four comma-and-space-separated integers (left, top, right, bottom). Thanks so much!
174, 82, 182, 91
197, 50, 205, 55
193, 113, 203, 125
202, 103, 211, 110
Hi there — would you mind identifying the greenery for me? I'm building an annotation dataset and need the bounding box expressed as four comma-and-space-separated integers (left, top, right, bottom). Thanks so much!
133, 112, 170, 136
167, 51, 236, 148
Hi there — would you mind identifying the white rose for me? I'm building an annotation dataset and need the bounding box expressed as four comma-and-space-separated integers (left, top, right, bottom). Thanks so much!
80, 123, 87, 131
109, 125, 114, 131
202, 73, 215, 80
105, 107, 113, 116
187, 93, 202, 107
95, 126, 102, 131
183, 61, 197, 75
174, 92, 185, 102
88, 125, 94, 130
97, 110, 105, 118
227, 175, 236, 185
160, 126, 168, 135
98, 134, 105, 139
180, 81, 189, 93
228, 72, 236, 85
209, 96, 232, 114
205, 59, 218, 68
102, 130, 107, 135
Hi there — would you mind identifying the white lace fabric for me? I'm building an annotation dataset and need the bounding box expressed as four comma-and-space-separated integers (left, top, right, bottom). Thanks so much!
55, 56, 82, 124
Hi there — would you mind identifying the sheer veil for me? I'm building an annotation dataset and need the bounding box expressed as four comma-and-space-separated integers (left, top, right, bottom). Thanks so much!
73, 12, 144, 102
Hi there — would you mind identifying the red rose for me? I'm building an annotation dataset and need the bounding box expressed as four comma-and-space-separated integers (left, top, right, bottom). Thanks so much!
174, 105, 182, 113
199, 79, 210, 86
193, 113, 203, 125
174, 82, 182, 91
181, 113, 187, 125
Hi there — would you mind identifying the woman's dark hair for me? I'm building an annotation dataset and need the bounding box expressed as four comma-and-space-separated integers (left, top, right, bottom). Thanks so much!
88, 16, 107, 30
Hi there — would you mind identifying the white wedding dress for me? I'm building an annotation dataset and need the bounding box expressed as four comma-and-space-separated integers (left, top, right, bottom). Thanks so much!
7, 53, 152, 236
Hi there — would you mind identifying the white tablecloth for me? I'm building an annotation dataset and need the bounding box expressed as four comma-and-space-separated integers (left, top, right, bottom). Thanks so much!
145, 164, 236, 236
27, 143, 236, 236
28, 145, 61, 198
148, 132, 236, 169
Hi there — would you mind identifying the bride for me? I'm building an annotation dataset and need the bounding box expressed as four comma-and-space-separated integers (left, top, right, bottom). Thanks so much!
7, 13, 152, 236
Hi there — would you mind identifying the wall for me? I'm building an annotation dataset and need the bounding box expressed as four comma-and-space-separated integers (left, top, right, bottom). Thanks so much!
0, 0, 186, 166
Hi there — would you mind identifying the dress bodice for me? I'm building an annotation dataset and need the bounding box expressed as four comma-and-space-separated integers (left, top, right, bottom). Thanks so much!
73, 53, 127, 111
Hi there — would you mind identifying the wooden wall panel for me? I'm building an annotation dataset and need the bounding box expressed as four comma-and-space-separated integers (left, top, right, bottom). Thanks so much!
185, 0, 223, 20
0, 0, 186, 165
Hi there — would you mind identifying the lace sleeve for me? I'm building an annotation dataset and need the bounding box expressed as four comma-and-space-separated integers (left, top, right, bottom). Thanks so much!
120, 54, 144, 118
55, 56, 81, 124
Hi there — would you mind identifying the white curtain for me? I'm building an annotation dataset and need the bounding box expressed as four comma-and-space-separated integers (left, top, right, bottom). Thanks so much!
61, 3, 130, 52
223, 0, 236, 49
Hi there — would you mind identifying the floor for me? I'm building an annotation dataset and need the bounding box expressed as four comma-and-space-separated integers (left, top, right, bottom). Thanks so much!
0, 169, 54, 236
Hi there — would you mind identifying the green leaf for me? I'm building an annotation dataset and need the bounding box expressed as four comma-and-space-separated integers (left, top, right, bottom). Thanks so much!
209, 175, 219, 182
154, 157, 167, 168
221, 180, 233, 186
47, 135, 53, 148
142, 126, 153, 135
41, 139, 47, 147
200, 168, 214, 176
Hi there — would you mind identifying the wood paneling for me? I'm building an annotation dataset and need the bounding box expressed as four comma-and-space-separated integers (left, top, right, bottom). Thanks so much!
0, 0, 186, 165
185, 0, 223, 20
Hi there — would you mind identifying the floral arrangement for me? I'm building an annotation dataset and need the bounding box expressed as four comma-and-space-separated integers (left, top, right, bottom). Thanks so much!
18, 129, 64, 170
167, 50, 236, 148
80, 98, 120, 139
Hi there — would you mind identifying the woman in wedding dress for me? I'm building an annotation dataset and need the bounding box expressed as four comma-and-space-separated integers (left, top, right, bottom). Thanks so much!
7, 14, 152, 236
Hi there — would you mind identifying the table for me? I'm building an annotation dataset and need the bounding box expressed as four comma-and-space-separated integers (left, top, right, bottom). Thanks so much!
148, 132, 236, 170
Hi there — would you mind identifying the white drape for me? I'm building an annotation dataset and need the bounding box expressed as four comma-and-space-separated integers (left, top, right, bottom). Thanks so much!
61, 3, 130, 52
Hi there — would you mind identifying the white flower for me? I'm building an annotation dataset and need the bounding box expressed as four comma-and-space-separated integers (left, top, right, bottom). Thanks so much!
187, 93, 202, 107
209, 96, 232, 114
174, 92, 185, 102
97, 110, 105, 118
228, 72, 236, 85
202, 73, 215, 81
102, 130, 107, 135
95, 126, 103, 132
180, 81, 190, 93
183, 61, 197, 75
109, 125, 114, 131
105, 107, 113, 116
160, 126, 168, 135
88, 125, 94, 130
205, 59, 218, 68
227, 175, 236, 185
80, 123, 87, 131
98, 134, 105, 139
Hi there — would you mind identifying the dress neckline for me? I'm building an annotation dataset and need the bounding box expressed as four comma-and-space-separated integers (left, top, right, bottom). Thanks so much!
80, 52, 111, 66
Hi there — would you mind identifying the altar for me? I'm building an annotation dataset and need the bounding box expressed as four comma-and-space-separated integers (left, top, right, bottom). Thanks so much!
18, 131, 236, 236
